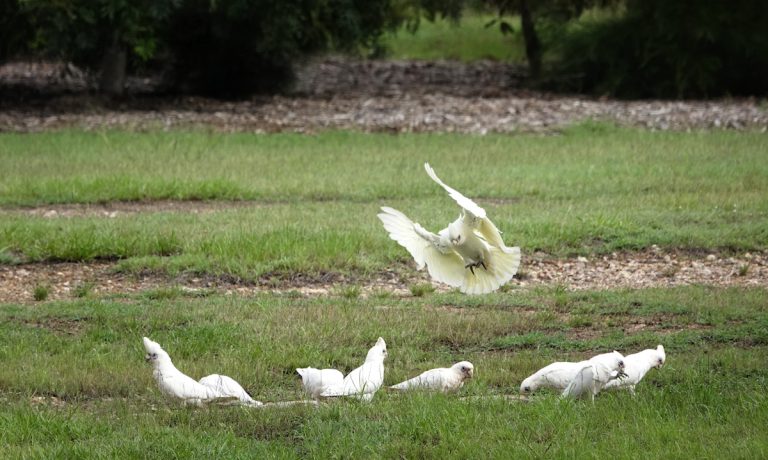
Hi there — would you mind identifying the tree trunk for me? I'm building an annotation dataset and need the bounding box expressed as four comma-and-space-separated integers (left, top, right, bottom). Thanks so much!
99, 33, 126, 95
519, 0, 542, 79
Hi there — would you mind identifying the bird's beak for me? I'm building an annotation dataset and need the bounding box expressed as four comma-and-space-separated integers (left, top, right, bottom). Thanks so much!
144, 354, 151, 362
468, 368, 474, 379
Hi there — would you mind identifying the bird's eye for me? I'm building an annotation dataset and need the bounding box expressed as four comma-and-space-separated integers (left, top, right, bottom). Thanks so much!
619, 360, 624, 367
151, 353, 158, 359
524, 386, 530, 392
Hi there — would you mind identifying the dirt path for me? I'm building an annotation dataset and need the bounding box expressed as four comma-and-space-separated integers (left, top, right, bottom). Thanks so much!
2, 59, 767, 134
2, 249, 764, 304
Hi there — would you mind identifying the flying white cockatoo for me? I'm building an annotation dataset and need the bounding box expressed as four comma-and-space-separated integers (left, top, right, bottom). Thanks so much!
378, 163, 521, 294
390, 361, 474, 393
142, 337, 262, 407
520, 351, 626, 400
603, 345, 665, 395
320, 337, 387, 402
296, 367, 345, 400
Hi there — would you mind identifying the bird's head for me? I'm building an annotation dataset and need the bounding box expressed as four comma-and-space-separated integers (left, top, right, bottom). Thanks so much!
365, 337, 388, 362
142, 337, 171, 367
447, 220, 464, 246
520, 375, 538, 395
611, 351, 628, 379
655, 345, 666, 368
453, 361, 475, 380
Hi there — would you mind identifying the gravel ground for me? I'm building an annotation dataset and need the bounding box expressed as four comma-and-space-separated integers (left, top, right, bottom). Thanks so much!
1, 58, 766, 134
2, 249, 764, 304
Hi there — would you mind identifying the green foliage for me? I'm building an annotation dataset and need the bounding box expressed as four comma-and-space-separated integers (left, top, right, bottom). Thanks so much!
550, 0, 768, 98
33, 284, 50, 301
409, 282, 435, 297
382, 12, 525, 62
21, 0, 176, 68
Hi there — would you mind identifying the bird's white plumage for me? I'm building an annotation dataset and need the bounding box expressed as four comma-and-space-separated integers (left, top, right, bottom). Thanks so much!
390, 361, 474, 393
520, 361, 586, 394
604, 345, 665, 394
520, 350, 626, 399
377, 164, 521, 294
424, 163, 487, 219
320, 337, 387, 402
561, 363, 596, 400
296, 367, 345, 399
198, 374, 263, 407
142, 337, 261, 407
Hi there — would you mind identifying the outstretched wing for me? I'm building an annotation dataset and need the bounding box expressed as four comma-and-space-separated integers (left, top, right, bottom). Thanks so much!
378, 207, 465, 288
378, 206, 432, 269
474, 217, 517, 254
461, 245, 521, 294
425, 163, 517, 254
424, 163, 486, 219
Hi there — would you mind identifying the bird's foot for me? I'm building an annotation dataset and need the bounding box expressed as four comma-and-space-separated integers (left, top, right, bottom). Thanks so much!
464, 261, 488, 275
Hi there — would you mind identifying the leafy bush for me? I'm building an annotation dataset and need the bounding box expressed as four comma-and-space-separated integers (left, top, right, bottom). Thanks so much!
164, 0, 407, 96
0, 0, 34, 62
549, 0, 768, 98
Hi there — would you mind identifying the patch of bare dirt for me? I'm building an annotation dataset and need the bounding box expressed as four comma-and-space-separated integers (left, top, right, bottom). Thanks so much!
519, 248, 767, 290
0, 200, 271, 218
0, 249, 765, 304
12, 316, 89, 335
1, 59, 766, 134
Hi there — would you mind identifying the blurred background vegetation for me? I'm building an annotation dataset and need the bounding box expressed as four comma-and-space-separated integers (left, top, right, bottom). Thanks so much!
1, 0, 766, 98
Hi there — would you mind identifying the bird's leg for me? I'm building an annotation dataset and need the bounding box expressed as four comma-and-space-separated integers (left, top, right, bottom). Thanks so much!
464, 261, 488, 275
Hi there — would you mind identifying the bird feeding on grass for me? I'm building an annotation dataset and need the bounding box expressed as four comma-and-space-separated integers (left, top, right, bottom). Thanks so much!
390, 361, 474, 393
296, 367, 345, 400
142, 337, 262, 407
603, 345, 665, 395
520, 351, 627, 401
319, 337, 387, 402
378, 163, 521, 294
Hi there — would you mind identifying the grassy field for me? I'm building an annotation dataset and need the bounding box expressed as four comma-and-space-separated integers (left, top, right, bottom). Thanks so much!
1, 126, 767, 457
381, 13, 525, 62
1, 126, 766, 280
2, 286, 767, 457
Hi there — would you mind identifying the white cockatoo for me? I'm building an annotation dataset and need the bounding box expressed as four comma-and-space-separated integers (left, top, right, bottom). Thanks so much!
378, 163, 521, 295
142, 337, 262, 407
520, 351, 626, 400
560, 351, 626, 401
390, 361, 474, 393
296, 367, 345, 399
604, 345, 665, 394
520, 361, 586, 395
320, 337, 387, 402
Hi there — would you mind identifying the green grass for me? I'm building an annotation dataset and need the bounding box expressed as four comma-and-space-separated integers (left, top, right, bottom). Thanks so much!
1, 286, 767, 457
381, 13, 526, 62
0, 127, 766, 279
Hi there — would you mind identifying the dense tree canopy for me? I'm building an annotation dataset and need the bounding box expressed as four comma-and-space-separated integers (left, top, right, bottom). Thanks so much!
2, 0, 766, 98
